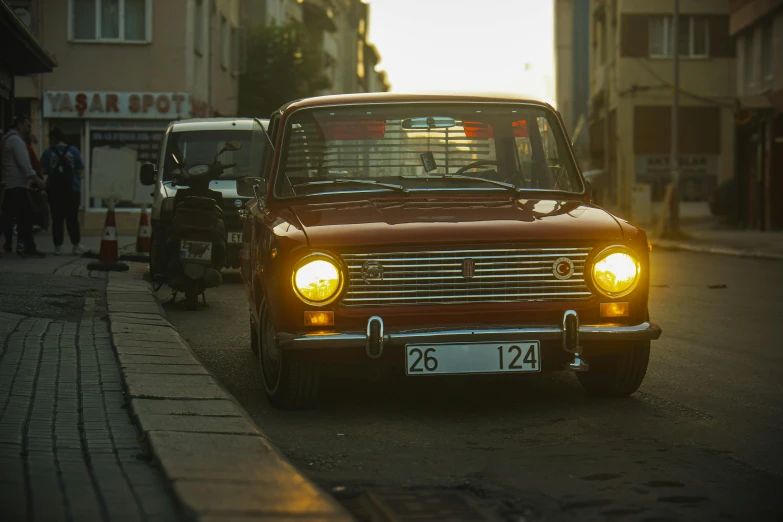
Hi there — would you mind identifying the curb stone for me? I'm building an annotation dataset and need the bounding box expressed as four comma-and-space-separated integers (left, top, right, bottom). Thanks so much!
105, 271, 354, 522
649, 239, 783, 262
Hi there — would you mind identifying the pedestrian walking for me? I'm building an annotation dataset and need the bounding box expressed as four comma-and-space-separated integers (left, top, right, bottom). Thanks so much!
0, 114, 47, 257
41, 127, 86, 256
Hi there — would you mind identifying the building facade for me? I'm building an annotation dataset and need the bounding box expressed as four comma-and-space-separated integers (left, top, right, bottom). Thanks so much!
244, 0, 389, 96
555, 0, 591, 165
12, 0, 242, 232
1, 0, 56, 132
587, 0, 736, 219
730, 0, 783, 230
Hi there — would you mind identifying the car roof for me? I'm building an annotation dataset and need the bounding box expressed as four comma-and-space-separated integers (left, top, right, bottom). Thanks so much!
169, 117, 269, 132
278, 92, 555, 114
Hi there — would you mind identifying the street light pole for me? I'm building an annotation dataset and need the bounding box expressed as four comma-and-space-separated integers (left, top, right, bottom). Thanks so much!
669, 0, 681, 234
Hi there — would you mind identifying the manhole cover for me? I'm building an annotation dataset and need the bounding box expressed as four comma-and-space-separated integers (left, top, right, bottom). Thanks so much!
360, 490, 501, 522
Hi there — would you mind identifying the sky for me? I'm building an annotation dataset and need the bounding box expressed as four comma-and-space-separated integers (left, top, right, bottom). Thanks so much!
365, 0, 555, 103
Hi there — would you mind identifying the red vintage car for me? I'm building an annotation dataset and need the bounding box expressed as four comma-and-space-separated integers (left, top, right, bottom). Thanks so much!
238, 93, 661, 409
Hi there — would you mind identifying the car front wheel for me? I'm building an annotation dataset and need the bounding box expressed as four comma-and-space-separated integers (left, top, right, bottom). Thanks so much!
256, 300, 320, 409
577, 341, 650, 397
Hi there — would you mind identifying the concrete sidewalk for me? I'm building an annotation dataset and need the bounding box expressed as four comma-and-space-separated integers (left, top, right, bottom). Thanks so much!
0, 254, 353, 521
606, 201, 782, 261
0, 256, 179, 521
649, 222, 783, 261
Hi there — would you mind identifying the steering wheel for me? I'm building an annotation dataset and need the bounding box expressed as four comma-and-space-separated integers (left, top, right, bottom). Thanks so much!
454, 160, 501, 176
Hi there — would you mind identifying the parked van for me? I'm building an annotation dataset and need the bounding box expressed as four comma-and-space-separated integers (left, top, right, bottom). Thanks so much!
143, 117, 269, 273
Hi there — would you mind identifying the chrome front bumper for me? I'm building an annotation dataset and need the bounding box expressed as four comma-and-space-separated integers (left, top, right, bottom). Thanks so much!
276, 314, 662, 353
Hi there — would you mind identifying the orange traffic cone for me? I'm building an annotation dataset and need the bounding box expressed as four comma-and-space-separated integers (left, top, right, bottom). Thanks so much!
87, 207, 128, 272
136, 207, 151, 254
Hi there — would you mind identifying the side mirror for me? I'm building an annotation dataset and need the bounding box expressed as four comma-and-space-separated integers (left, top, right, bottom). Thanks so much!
584, 179, 593, 200
237, 177, 263, 198
140, 163, 157, 186
225, 140, 242, 152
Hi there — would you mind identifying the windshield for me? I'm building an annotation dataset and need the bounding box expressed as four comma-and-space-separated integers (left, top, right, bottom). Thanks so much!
274, 103, 583, 198
162, 125, 266, 181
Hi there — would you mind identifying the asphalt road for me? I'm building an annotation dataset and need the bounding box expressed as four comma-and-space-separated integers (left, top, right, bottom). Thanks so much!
158, 251, 783, 522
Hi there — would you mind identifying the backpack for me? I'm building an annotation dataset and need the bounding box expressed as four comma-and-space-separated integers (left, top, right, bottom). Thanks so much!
48, 146, 75, 192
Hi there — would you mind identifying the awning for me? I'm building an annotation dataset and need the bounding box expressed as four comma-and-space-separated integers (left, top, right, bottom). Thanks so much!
0, 1, 58, 75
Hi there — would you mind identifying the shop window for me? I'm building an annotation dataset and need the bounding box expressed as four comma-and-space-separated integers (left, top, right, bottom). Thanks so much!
194, 0, 204, 55
69, 0, 151, 42
221, 16, 229, 70
89, 126, 166, 209
761, 23, 773, 91
649, 15, 709, 58
743, 33, 757, 94
231, 25, 239, 75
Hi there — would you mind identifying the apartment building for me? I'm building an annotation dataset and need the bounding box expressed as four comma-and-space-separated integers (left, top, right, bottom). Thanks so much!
245, 0, 389, 95
11, 0, 242, 232
730, 0, 783, 230
555, 0, 591, 164
1, 0, 56, 131
588, 0, 735, 218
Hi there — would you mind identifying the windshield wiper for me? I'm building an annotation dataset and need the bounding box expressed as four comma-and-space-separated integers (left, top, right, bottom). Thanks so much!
401, 174, 520, 194
292, 179, 408, 193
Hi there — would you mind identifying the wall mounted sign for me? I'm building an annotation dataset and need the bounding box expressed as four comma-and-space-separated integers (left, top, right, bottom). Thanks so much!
43, 91, 191, 120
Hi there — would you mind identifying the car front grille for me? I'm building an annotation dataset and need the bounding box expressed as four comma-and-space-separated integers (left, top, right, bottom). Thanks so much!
340, 247, 593, 307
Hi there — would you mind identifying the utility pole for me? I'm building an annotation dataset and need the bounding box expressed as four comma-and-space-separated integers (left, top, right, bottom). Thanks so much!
668, 0, 681, 235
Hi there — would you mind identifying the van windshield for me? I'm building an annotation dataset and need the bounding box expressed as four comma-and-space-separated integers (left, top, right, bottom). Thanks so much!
162, 127, 265, 181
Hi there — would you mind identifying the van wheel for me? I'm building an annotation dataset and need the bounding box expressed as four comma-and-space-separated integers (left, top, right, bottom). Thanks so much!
149, 231, 166, 281
577, 341, 650, 397
184, 289, 199, 311
256, 300, 320, 409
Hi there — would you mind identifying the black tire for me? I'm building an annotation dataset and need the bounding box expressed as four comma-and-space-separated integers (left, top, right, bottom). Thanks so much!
250, 312, 259, 354
577, 341, 650, 397
256, 301, 320, 409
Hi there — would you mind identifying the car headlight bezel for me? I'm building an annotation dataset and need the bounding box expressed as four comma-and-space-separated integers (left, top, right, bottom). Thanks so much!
291, 253, 344, 306
590, 245, 641, 298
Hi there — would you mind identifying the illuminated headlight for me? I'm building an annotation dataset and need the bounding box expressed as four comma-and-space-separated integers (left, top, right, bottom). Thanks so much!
292, 254, 343, 306
591, 248, 641, 298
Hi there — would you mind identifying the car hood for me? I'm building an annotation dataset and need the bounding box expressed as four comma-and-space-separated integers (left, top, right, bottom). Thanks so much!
288, 198, 626, 248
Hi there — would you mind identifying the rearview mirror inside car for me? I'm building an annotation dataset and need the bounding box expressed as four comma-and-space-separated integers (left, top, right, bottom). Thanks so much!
140, 163, 157, 186
402, 116, 457, 130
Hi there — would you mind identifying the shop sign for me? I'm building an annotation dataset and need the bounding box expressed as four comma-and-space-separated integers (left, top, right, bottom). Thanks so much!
43, 91, 191, 120
635, 155, 718, 177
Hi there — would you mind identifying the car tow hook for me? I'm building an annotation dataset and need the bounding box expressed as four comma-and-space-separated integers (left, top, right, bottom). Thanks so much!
366, 316, 384, 360
563, 310, 589, 372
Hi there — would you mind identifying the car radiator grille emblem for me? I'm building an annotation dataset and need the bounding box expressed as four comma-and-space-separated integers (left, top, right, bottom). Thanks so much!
552, 257, 575, 280
462, 258, 476, 278
361, 260, 384, 283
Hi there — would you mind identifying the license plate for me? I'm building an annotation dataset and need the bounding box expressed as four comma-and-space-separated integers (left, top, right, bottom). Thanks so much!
405, 342, 541, 376
180, 240, 212, 262
228, 232, 243, 244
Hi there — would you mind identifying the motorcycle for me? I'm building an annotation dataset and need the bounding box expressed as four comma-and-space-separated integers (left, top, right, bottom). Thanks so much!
160, 140, 241, 310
